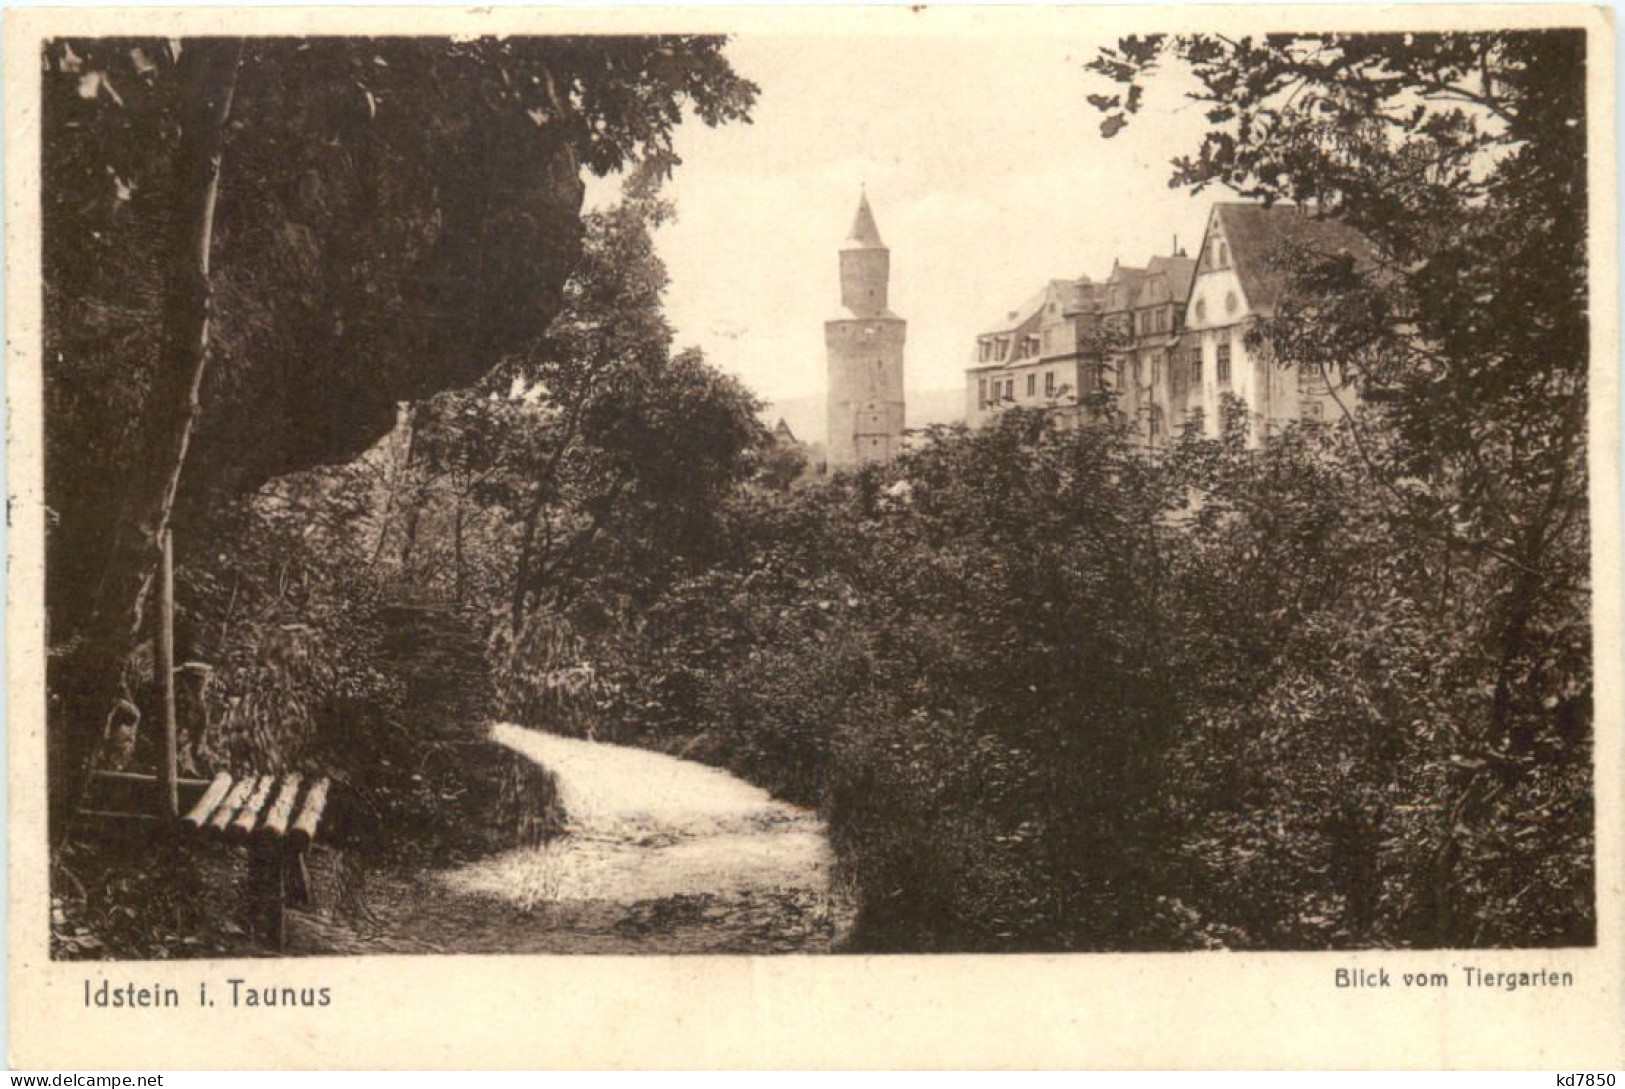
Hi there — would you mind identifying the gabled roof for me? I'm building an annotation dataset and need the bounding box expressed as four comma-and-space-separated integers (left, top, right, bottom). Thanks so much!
1109, 262, 1148, 284
1146, 254, 1197, 302
844, 191, 885, 250
1212, 202, 1375, 313
1104, 263, 1147, 310
1103, 254, 1196, 313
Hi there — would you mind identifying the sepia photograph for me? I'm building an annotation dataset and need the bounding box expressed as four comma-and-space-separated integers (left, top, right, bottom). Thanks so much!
7, 2, 1621, 1069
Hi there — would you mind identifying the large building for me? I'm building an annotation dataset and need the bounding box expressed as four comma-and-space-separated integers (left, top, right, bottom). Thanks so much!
966, 201, 1366, 447
965, 277, 1102, 430
1183, 202, 1367, 441
966, 247, 1196, 441
1100, 252, 1197, 446
825, 191, 907, 469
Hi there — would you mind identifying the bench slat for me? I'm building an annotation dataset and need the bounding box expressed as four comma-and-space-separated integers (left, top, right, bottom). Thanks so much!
226, 775, 275, 843
204, 777, 256, 837
288, 777, 331, 851
256, 774, 303, 842
180, 772, 234, 830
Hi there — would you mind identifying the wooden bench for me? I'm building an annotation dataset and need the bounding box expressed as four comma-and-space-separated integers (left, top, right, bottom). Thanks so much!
77, 768, 332, 950
181, 771, 332, 949
72, 534, 336, 950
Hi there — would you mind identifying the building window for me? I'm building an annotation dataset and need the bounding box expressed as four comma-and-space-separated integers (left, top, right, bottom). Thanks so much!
1217, 340, 1232, 385
1194, 298, 1207, 324
1027, 373, 1036, 397
978, 377, 988, 407
1303, 399, 1325, 421
1150, 406, 1165, 441
1189, 350, 1202, 385
1045, 370, 1056, 395
1225, 290, 1239, 316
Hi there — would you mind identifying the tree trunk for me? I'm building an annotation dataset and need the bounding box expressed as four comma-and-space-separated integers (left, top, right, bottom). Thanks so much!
1426, 434, 1580, 945
453, 489, 467, 602
396, 403, 434, 574
399, 499, 424, 574
510, 488, 548, 634
369, 403, 419, 567
60, 40, 244, 832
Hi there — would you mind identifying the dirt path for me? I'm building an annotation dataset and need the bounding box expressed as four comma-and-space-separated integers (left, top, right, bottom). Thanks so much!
289, 725, 853, 954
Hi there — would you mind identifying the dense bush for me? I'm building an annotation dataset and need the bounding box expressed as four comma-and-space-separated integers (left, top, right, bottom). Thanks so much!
539, 399, 1591, 952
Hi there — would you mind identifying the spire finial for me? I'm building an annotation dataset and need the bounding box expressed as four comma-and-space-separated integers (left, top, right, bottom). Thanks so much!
845, 187, 884, 249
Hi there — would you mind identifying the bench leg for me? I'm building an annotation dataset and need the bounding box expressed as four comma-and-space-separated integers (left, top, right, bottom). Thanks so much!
271, 854, 287, 951
287, 851, 312, 908
246, 845, 286, 951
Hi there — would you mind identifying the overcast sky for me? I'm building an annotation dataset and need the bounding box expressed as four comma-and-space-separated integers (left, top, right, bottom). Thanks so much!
590, 32, 1219, 404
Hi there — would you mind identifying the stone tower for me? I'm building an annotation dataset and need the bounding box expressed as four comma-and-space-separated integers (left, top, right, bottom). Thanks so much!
825, 190, 906, 469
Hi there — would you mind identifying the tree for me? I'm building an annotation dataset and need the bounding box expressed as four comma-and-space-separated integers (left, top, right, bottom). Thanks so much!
44, 35, 757, 814
1087, 31, 1591, 944
50, 38, 244, 826
359, 190, 764, 646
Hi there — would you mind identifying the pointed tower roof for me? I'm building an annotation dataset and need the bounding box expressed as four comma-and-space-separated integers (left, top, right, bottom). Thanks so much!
844, 190, 886, 249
